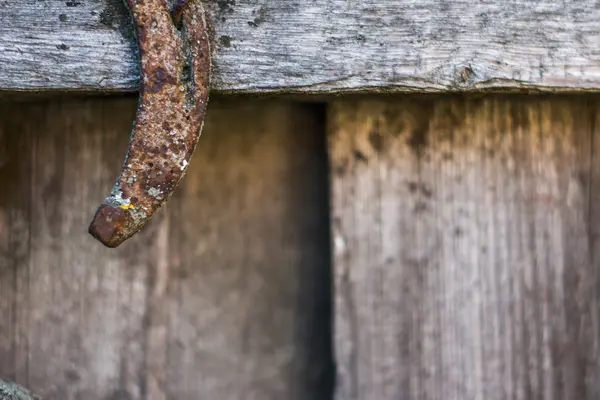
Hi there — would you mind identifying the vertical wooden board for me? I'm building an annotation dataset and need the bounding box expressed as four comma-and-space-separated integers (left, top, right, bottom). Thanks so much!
329, 95, 600, 400
0, 102, 33, 387
583, 101, 600, 400
1, 97, 152, 400
0, 96, 333, 400
165, 100, 334, 400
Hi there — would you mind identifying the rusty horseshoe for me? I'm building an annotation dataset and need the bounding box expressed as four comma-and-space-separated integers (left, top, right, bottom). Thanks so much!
88, 0, 211, 248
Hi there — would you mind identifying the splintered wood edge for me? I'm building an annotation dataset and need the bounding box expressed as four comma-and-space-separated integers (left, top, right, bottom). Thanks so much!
2, 0, 600, 94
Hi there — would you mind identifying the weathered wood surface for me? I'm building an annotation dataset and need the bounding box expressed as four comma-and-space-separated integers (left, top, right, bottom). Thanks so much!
330, 95, 600, 399
0, 96, 334, 399
2, 1, 600, 93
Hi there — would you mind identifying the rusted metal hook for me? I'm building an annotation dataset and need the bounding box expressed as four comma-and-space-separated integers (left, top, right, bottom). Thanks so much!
89, 0, 211, 248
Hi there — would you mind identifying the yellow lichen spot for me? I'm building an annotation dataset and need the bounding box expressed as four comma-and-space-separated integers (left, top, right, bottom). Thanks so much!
120, 204, 134, 210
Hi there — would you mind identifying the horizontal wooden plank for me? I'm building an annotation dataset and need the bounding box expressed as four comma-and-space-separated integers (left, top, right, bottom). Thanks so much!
2, 0, 600, 93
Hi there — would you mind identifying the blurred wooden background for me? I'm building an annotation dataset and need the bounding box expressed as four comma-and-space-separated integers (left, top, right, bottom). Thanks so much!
0, 96, 334, 399
3, 94, 600, 400
330, 95, 600, 400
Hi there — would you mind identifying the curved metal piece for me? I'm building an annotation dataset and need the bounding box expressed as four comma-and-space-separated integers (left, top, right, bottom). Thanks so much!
89, 0, 211, 248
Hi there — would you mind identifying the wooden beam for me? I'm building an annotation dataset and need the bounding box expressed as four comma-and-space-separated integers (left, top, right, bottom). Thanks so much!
2, 1, 600, 93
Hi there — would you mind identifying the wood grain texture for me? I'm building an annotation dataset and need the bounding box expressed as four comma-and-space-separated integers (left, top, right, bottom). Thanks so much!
0, 96, 334, 399
2, 0, 600, 93
329, 95, 600, 400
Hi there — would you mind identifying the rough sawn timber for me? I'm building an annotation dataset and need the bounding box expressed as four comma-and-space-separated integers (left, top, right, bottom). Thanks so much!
330, 95, 600, 400
2, 0, 600, 93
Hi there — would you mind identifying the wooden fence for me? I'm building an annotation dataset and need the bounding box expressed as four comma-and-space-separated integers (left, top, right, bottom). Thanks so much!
3, 1, 600, 399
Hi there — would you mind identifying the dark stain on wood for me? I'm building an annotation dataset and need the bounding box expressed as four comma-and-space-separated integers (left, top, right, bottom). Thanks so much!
405, 99, 435, 157
368, 119, 384, 153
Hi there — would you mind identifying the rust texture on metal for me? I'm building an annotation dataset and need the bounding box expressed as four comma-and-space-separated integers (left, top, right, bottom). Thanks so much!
0, 379, 39, 400
89, 0, 211, 248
